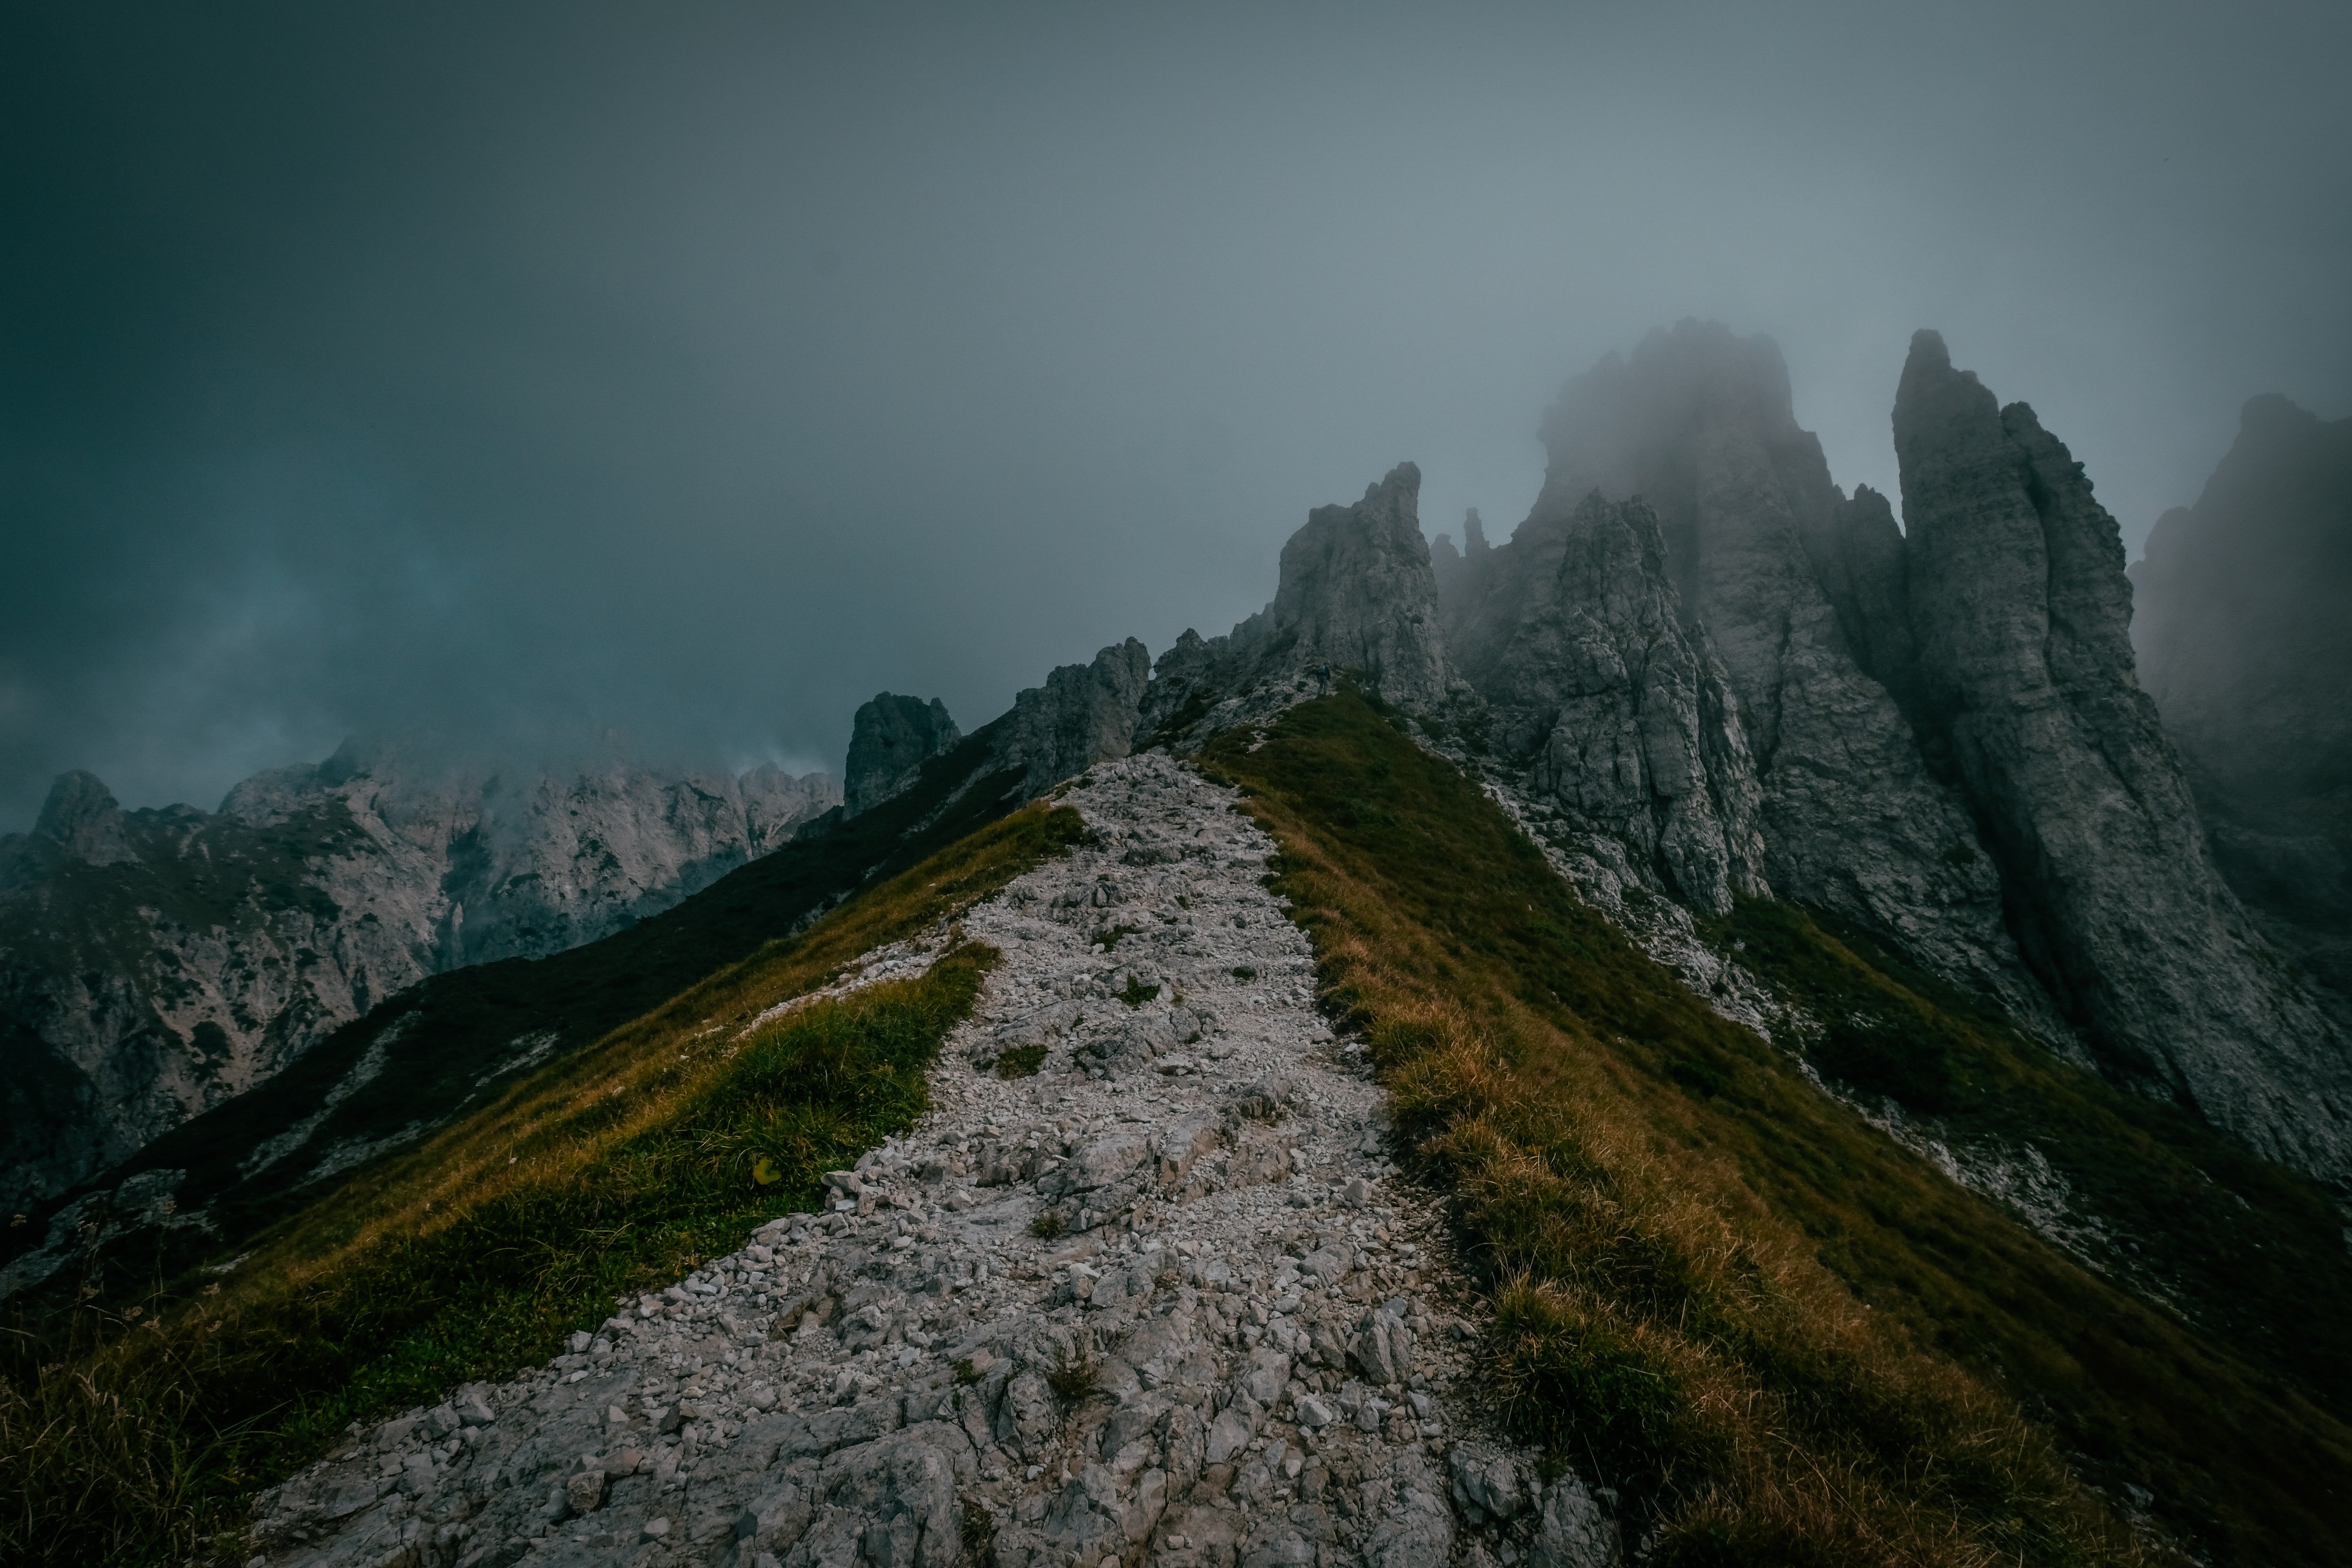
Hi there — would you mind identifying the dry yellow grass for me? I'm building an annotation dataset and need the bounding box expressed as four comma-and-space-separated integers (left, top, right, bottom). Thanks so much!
1202, 695, 2200, 1566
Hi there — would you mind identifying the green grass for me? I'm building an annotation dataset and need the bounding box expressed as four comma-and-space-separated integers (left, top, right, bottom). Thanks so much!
993, 1044, 1049, 1079
0, 802, 1083, 1568
1717, 897, 2352, 1417
1204, 690, 2352, 1568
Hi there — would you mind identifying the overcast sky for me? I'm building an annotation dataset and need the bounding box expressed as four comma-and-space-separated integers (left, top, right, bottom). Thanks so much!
5, 0, 2348, 831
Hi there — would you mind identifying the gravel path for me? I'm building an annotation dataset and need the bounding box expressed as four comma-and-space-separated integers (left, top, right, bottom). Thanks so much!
253, 754, 1619, 1568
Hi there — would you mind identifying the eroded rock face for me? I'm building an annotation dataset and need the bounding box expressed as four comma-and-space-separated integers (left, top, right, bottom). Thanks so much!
0, 751, 839, 1209
1893, 330, 2352, 1177
1265, 463, 1452, 711
1443, 492, 1767, 916
1140, 465, 1455, 740
2130, 394, 2352, 996
998, 639, 1153, 796
1471, 321, 2038, 1022
844, 696, 963, 818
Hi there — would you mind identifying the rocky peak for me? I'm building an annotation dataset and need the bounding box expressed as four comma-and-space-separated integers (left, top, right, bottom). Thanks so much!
844, 695, 962, 818
2131, 392, 2352, 797
1136, 465, 1456, 740
997, 639, 1153, 795
1450, 491, 1768, 915
1893, 330, 2351, 1178
1494, 323, 2032, 1020
1258, 461, 1452, 711
32, 771, 137, 867
2127, 393, 2352, 998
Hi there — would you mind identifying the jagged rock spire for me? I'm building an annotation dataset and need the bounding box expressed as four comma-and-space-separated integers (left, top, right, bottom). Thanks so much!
1465, 320, 2034, 1018
1136, 463, 1455, 737
1893, 330, 2352, 1175
1454, 491, 1768, 915
1265, 462, 1453, 710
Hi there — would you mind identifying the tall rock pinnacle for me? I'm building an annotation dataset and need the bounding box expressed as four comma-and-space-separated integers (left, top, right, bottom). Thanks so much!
1449, 492, 1768, 914
1893, 329, 2351, 1176
1472, 321, 2035, 1018
1267, 462, 1452, 710
1138, 463, 1455, 737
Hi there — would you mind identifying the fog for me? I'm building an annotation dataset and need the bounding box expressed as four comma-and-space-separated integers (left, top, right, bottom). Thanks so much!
5, 0, 2348, 830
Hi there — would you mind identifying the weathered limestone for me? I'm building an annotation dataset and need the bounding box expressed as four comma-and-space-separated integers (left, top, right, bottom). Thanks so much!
1463, 321, 2041, 1024
2130, 394, 2352, 997
997, 639, 1153, 797
1893, 330, 2352, 1178
1142, 465, 1457, 741
0, 751, 840, 1210
1444, 492, 1767, 916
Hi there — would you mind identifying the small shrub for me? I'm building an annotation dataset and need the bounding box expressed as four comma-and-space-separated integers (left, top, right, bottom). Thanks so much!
1028, 1210, 1067, 1240
1046, 1347, 1100, 1405
1097, 924, 1142, 951
960, 1500, 999, 1568
1118, 976, 1161, 1008
994, 1045, 1047, 1079
1232, 966, 1257, 980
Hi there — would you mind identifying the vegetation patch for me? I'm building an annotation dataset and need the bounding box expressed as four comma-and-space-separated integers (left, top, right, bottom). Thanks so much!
993, 1044, 1049, 1079
1204, 690, 2352, 1568
0, 803, 1084, 1568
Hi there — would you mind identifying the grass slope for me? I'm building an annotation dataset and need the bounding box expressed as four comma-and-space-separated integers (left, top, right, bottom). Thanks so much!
2, 726, 1035, 1306
0, 801, 1083, 1568
1201, 691, 2351, 1568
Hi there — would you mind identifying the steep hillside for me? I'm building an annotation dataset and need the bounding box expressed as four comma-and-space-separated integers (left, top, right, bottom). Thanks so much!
0, 749, 838, 1209
1203, 692, 2352, 1566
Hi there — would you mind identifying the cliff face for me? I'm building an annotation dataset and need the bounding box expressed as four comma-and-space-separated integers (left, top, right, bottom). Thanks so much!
2130, 395, 2352, 995
0, 753, 838, 1208
1141, 463, 1457, 738
1445, 492, 1767, 915
1891, 330, 2350, 1175
842, 696, 961, 817
1472, 322, 2036, 1018
997, 638, 1153, 796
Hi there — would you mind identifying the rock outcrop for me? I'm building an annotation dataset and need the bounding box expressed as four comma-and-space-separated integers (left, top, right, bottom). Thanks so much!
1462, 322, 2038, 1021
996, 639, 1153, 796
1142, 464, 1456, 739
2130, 394, 2352, 995
1892, 330, 2351, 1176
1443, 492, 1767, 916
1262, 463, 1452, 711
0, 752, 839, 1209
844, 697, 963, 818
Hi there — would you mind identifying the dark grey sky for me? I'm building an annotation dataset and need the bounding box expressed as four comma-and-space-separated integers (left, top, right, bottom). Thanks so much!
6, 0, 2348, 831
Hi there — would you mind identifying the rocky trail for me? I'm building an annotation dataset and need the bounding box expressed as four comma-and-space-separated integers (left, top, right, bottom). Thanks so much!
252, 754, 1619, 1568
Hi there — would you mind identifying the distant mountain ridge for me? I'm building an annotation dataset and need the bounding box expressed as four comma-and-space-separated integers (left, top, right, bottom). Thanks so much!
0, 746, 837, 1209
